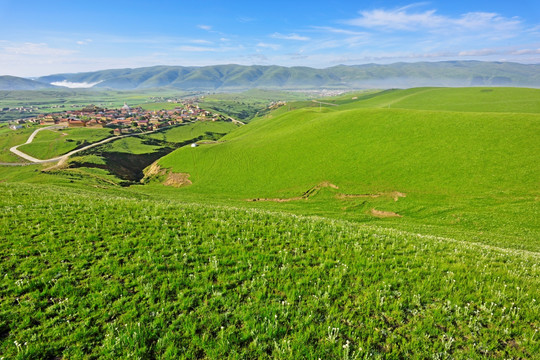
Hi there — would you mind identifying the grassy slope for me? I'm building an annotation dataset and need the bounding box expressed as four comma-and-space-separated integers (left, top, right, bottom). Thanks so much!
17, 128, 113, 159
158, 88, 540, 251
0, 182, 538, 359
147, 121, 239, 143
0, 125, 41, 162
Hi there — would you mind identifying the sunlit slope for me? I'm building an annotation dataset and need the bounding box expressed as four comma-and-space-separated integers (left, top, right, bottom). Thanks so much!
336, 87, 540, 113
159, 107, 539, 198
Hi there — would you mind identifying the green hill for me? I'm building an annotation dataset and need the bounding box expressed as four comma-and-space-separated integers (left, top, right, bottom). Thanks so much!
0, 75, 57, 90
0, 181, 538, 359
1, 87, 539, 358
35, 61, 540, 90
156, 87, 540, 250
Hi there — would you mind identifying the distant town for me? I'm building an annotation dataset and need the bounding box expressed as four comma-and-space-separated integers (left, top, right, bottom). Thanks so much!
8, 100, 244, 134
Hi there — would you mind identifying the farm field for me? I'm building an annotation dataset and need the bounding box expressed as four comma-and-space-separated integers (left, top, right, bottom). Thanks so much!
0, 87, 539, 358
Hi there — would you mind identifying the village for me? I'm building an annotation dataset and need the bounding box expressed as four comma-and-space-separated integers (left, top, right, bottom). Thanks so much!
8, 101, 236, 134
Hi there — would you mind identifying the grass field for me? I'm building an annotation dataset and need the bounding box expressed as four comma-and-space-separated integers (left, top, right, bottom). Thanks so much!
0, 87, 539, 358
147, 121, 239, 143
198, 89, 310, 122
0, 124, 41, 162
0, 182, 538, 359
157, 87, 540, 251
17, 128, 113, 160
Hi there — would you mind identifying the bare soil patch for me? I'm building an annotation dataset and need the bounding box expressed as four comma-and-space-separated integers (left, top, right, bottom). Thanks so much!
247, 181, 339, 202
370, 208, 402, 218
164, 173, 192, 187
336, 191, 406, 202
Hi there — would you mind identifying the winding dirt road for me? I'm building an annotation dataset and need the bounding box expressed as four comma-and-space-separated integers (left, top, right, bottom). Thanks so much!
7, 125, 155, 165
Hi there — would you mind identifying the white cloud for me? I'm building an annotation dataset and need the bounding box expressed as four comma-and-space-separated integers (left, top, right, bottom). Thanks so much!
458, 49, 498, 56
257, 42, 281, 50
178, 45, 217, 52
51, 80, 103, 88
511, 48, 540, 55
3, 42, 77, 56
190, 39, 213, 45
345, 6, 522, 34
197, 24, 212, 31
311, 26, 368, 36
271, 33, 310, 41
76, 39, 93, 45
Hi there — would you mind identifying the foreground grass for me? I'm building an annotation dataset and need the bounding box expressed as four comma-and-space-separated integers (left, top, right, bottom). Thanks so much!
0, 182, 538, 359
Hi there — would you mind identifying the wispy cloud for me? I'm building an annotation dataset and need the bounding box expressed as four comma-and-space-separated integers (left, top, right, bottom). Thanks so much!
178, 45, 217, 52
190, 39, 213, 45
237, 16, 255, 23
257, 42, 281, 50
511, 48, 540, 55
311, 26, 368, 36
3, 42, 77, 56
458, 48, 499, 56
345, 5, 522, 35
271, 33, 310, 41
197, 24, 212, 31
76, 39, 93, 45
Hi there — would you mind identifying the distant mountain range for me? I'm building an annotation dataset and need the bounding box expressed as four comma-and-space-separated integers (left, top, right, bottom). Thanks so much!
2, 61, 540, 91
0, 75, 58, 90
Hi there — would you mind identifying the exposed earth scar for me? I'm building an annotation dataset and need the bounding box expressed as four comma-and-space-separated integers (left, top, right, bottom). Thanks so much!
247, 181, 339, 202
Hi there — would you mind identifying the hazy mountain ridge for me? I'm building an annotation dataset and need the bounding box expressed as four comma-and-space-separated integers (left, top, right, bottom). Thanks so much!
2, 61, 540, 90
0, 76, 58, 90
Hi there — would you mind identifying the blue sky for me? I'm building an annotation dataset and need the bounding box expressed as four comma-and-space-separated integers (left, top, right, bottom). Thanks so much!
1, 0, 539, 77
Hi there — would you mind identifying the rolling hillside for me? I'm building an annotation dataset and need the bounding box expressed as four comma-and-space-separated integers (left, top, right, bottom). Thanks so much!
155, 87, 540, 250
33, 61, 540, 90
1, 87, 539, 359
0, 75, 57, 90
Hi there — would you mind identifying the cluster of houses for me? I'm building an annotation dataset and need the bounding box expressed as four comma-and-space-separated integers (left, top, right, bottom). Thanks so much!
12, 102, 232, 134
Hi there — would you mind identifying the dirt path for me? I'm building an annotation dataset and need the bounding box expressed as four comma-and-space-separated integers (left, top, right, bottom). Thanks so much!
7, 125, 160, 164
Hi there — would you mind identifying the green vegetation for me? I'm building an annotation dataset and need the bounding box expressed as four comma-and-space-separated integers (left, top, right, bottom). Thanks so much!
147, 121, 239, 143
199, 89, 310, 122
17, 128, 113, 160
158, 87, 540, 251
1, 182, 538, 359
0, 125, 41, 162
29, 62, 540, 90
0, 87, 539, 358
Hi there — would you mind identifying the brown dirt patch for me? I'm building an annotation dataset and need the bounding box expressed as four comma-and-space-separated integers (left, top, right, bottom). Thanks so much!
144, 162, 167, 177
336, 191, 406, 202
370, 208, 402, 218
247, 181, 339, 202
336, 193, 380, 200
164, 173, 192, 188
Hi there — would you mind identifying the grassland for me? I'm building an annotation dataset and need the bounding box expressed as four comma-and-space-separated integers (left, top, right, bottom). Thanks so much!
157, 87, 540, 251
0, 124, 41, 162
0, 182, 538, 359
17, 128, 113, 160
198, 89, 310, 122
0, 87, 539, 358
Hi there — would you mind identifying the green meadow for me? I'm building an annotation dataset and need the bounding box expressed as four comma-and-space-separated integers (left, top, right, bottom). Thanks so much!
17, 128, 113, 160
0, 87, 539, 358
156, 87, 540, 252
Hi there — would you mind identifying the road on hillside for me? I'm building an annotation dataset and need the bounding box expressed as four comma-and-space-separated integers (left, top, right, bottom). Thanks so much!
7, 125, 161, 164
